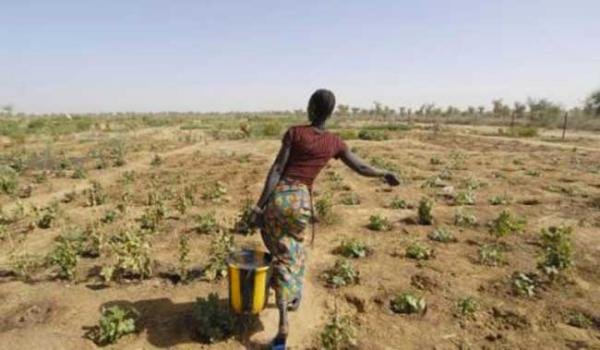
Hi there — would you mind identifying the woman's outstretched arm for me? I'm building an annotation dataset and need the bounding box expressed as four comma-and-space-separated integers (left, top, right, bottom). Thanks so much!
255, 143, 291, 209
340, 148, 400, 186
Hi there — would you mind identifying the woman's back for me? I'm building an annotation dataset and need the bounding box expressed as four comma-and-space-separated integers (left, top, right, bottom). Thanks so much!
282, 125, 347, 187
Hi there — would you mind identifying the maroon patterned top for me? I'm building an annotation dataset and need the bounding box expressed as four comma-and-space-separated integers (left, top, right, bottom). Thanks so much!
282, 125, 348, 187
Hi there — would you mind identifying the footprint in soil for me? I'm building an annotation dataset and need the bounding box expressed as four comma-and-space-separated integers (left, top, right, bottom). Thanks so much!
0, 301, 58, 332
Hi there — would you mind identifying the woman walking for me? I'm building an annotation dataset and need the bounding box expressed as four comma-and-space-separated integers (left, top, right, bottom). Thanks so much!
252, 89, 399, 348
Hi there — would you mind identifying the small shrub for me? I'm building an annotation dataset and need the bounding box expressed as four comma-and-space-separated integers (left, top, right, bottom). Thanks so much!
324, 259, 359, 288
85, 181, 107, 206
488, 210, 526, 238
512, 272, 538, 297
101, 209, 119, 224
150, 154, 162, 166
336, 238, 370, 258
478, 244, 506, 266
178, 233, 191, 281
390, 293, 426, 314
195, 212, 218, 234
489, 194, 512, 205
406, 242, 434, 260
538, 226, 573, 279
192, 293, 235, 343
35, 202, 60, 229
202, 181, 228, 203
204, 229, 234, 281
428, 227, 456, 243
0, 165, 19, 195
339, 192, 360, 205
49, 237, 80, 280
105, 229, 152, 281
10, 253, 45, 281
454, 208, 477, 227
93, 306, 138, 345
367, 214, 392, 231
503, 126, 539, 138
316, 194, 338, 225
320, 313, 357, 350
430, 156, 443, 165
454, 190, 475, 206
567, 312, 594, 329
233, 200, 257, 235
456, 297, 478, 318
418, 198, 433, 225
260, 120, 282, 137
389, 196, 409, 209
140, 201, 166, 232
358, 129, 388, 141
462, 176, 484, 190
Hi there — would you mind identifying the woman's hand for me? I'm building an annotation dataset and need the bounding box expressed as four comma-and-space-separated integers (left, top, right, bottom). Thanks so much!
383, 172, 401, 186
250, 205, 265, 229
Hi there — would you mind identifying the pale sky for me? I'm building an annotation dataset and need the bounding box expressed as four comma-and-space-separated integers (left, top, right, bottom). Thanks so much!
1, 0, 599, 114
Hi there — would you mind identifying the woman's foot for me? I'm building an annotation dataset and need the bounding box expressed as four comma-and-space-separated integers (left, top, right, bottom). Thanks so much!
271, 333, 287, 350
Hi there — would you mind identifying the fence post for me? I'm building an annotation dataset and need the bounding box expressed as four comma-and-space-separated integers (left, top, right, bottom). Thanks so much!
562, 112, 568, 140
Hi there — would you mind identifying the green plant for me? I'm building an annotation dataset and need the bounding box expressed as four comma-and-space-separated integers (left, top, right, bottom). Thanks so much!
10, 253, 45, 281
260, 120, 282, 137
454, 190, 475, 205
85, 181, 107, 206
195, 211, 218, 234
538, 226, 573, 279
358, 129, 388, 141
430, 156, 443, 165
320, 313, 357, 350
462, 176, 484, 190
406, 242, 434, 260
512, 272, 538, 297
202, 181, 228, 203
101, 209, 119, 224
367, 214, 392, 231
35, 202, 60, 229
478, 244, 506, 266
191, 293, 235, 343
454, 208, 477, 227
233, 199, 257, 235
339, 192, 360, 205
370, 156, 400, 173
49, 237, 80, 280
567, 312, 594, 329
316, 194, 338, 225
93, 306, 138, 345
105, 229, 152, 281
456, 297, 478, 318
390, 292, 427, 314
489, 194, 512, 205
150, 154, 162, 166
178, 233, 191, 281
204, 229, 234, 281
389, 196, 409, 209
418, 197, 433, 225
0, 165, 19, 195
525, 169, 540, 177
336, 238, 370, 258
488, 210, 526, 238
428, 227, 456, 243
324, 259, 359, 288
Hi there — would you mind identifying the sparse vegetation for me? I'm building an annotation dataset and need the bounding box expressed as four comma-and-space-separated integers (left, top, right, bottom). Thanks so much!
428, 227, 456, 243
406, 242, 434, 260
454, 208, 477, 227
390, 293, 427, 314
195, 211, 219, 234
191, 293, 235, 343
538, 226, 573, 279
91, 306, 138, 345
203, 229, 234, 281
456, 297, 478, 318
49, 236, 80, 280
389, 196, 409, 209
478, 244, 506, 266
336, 238, 370, 258
320, 313, 357, 350
488, 209, 526, 238
324, 259, 359, 288
418, 197, 433, 225
367, 214, 392, 231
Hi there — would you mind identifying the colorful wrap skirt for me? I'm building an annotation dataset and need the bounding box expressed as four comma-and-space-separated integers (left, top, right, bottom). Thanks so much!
261, 178, 312, 302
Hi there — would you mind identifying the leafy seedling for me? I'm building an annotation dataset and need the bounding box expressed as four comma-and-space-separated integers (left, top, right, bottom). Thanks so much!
92, 305, 138, 345
538, 226, 573, 280
428, 227, 457, 243
203, 229, 234, 281
488, 209, 526, 238
456, 297, 478, 318
406, 242, 434, 260
368, 214, 392, 231
320, 313, 357, 350
324, 259, 359, 288
336, 238, 370, 258
195, 212, 218, 234
192, 293, 235, 344
478, 244, 506, 266
454, 208, 477, 227
390, 293, 427, 314
512, 272, 538, 297
418, 198, 433, 225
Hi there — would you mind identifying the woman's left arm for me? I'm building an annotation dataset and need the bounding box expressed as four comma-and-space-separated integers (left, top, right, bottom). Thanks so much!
255, 142, 291, 209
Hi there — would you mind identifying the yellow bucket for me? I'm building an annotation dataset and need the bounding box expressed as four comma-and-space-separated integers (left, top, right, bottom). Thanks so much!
228, 250, 272, 315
